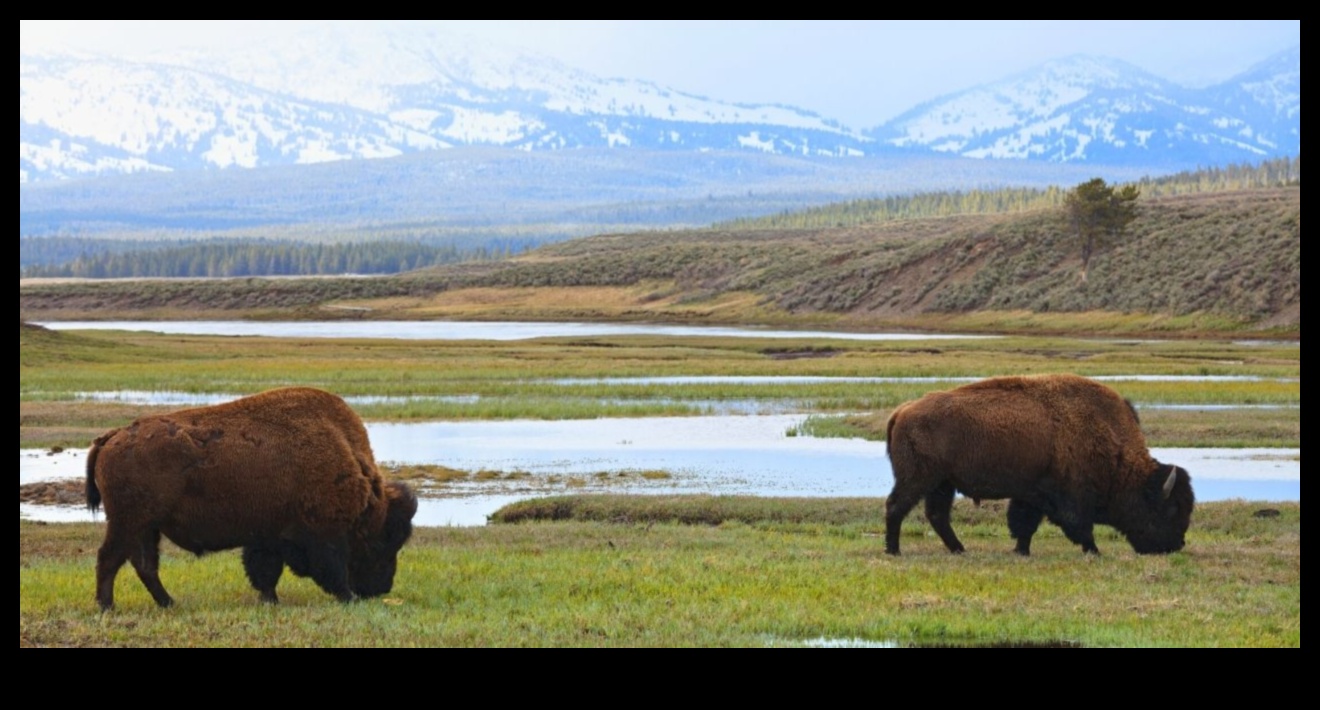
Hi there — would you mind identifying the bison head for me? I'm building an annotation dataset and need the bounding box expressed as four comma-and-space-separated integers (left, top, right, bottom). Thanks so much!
350, 481, 419, 597
1122, 464, 1195, 554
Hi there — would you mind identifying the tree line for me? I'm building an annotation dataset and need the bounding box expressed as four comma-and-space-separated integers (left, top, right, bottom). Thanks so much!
717, 186, 1069, 230
19, 238, 535, 279
719, 155, 1300, 231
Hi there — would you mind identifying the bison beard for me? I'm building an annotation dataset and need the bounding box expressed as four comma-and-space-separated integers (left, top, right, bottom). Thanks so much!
85, 387, 418, 611
884, 374, 1194, 556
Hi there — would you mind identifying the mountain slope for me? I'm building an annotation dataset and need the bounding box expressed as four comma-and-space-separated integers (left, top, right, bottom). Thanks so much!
1201, 46, 1300, 156
20, 48, 446, 182
459, 187, 1299, 326
19, 25, 870, 183
18, 28, 1301, 183
869, 52, 1300, 165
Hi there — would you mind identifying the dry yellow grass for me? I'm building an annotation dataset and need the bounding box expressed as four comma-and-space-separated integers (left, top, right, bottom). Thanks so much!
342, 284, 791, 323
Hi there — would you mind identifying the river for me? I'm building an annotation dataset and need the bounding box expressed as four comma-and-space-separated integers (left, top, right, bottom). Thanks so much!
21, 415, 1300, 526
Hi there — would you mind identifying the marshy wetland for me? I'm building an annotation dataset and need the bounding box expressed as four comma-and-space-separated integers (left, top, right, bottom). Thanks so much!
19, 320, 1300, 646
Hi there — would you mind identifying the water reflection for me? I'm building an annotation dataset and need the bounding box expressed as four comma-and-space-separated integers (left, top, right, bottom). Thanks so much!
60, 390, 799, 415
548, 375, 1296, 384
34, 320, 998, 342
49, 386, 1299, 411
67, 391, 480, 407
20, 416, 1300, 527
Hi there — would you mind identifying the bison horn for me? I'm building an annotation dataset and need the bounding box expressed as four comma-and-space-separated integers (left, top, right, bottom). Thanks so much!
1162, 467, 1178, 500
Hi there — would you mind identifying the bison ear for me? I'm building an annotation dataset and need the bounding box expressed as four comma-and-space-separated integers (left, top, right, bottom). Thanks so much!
382, 482, 417, 549
387, 482, 419, 519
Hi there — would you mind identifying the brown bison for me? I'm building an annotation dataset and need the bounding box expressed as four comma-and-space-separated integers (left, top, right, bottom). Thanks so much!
884, 374, 1194, 556
86, 387, 417, 610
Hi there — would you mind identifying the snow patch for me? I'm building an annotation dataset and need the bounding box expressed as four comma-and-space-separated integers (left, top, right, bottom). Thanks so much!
737, 131, 776, 153
389, 108, 446, 131
436, 106, 539, 144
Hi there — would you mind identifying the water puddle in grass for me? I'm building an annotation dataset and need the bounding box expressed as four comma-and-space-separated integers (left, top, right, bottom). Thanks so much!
58, 390, 804, 415
548, 375, 1297, 384
34, 320, 1000, 342
42, 387, 1299, 418
65, 391, 482, 407
798, 637, 1082, 648
19, 416, 1300, 527
1139, 404, 1299, 410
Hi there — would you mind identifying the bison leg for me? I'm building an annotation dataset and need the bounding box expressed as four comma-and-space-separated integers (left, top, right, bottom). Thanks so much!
923, 482, 965, 554
288, 536, 356, 602
242, 544, 285, 604
127, 527, 174, 608
310, 553, 355, 603
97, 523, 173, 610
95, 530, 130, 612
1065, 526, 1100, 555
884, 481, 928, 555
1007, 499, 1045, 556
1046, 510, 1100, 555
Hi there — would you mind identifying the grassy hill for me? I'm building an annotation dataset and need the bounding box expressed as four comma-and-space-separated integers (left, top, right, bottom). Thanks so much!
20, 186, 1300, 338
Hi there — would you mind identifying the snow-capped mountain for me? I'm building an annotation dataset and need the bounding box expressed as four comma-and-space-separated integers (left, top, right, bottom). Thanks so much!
1201, 46, 1300, 156
20, 25, 867, 183
869, 50, 1300, 165
18, 25, 1301, 184
20, 48, 447, 182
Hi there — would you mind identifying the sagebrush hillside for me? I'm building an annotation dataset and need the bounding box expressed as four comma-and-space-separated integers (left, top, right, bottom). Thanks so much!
20, 186, 1300, 336
444, 186, 1300, 326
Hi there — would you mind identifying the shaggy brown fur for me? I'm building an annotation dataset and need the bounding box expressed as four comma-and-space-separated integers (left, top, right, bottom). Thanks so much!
885, 374, 1194, 556
86, 387, 417, 610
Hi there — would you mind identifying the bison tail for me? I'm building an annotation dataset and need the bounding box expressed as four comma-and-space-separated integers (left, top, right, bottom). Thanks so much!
885, 406, 903, 456
85, 430, 114, 512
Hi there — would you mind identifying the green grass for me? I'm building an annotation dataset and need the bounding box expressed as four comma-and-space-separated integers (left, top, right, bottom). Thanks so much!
19, 325, 1300, 449
790, 405, 1301, 449
378, 463, 672, 493
16, 183, 1301, 647
19, 498, 1300, 647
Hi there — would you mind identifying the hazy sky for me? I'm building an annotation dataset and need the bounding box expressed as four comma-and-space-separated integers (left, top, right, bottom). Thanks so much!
20, 20, 1300, 129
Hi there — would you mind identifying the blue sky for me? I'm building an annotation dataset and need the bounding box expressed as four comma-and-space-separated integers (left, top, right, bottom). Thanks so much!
20, 20, 1299, 129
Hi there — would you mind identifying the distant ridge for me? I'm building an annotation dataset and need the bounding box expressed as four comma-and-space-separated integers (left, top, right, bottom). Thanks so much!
19, 24, 1300, 183
869, 50, 1300, 165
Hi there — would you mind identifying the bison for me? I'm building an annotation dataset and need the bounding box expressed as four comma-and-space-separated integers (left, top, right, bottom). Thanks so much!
884, 374, 1194, 556
86, 387, 417, 610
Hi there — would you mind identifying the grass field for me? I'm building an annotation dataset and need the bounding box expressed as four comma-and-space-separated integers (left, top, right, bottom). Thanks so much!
19, 498, 1300, 647
19, 323, 1300, 450
18, 319, 1301, 646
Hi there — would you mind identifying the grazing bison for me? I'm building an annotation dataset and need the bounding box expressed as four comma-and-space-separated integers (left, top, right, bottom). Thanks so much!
86, 387, 417, 610
884, 374, 1193, 556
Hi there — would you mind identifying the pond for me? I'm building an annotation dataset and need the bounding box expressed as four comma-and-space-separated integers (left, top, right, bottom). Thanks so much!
52, 386, 1301, 417
21, 415, 1301, 527
33, 320, 999, 341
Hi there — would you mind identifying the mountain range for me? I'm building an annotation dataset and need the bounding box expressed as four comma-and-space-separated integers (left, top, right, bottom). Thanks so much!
872, 51, 1299, 166
19, 25, 1299, 184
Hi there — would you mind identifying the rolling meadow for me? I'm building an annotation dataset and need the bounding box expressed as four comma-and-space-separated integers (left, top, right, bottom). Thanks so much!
19, 319, 1300, 647
19, 176, 1301, 647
